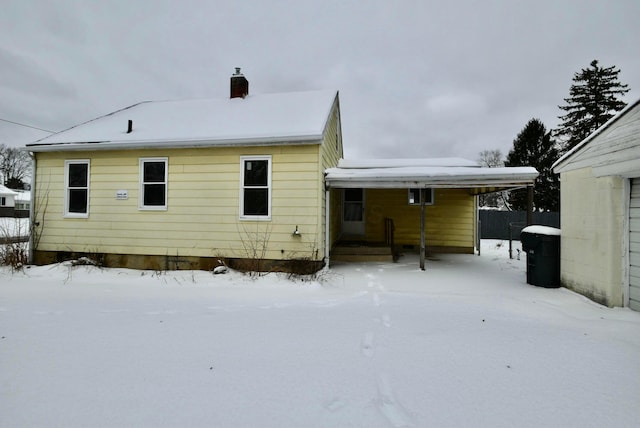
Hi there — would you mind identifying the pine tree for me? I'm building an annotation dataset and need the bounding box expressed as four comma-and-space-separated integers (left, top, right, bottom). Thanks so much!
505, 119, 559, 211
555, 60, 629, 153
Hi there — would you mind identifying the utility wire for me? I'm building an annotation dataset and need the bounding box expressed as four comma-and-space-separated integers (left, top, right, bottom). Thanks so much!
0, 117, 54, 133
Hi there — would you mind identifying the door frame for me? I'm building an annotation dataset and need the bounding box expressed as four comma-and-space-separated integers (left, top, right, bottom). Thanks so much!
342, 188, 366, 237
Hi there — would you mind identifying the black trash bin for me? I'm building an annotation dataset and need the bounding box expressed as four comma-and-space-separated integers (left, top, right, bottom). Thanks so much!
520, 226, 561, 288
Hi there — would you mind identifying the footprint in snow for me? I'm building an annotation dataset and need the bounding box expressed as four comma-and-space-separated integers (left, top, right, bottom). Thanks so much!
361, 331, 374, 357
324, 398, 348, 412
376, 373, 414, 427
34, 310, 64, 316
382, 313, 392, 328
372, 292, 381, 307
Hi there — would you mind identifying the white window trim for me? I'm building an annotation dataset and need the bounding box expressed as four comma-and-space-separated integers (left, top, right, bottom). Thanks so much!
408, 188, 434, 206
64, 159, 90, 218
139, 157, 168, 211
240, 155, 272, 221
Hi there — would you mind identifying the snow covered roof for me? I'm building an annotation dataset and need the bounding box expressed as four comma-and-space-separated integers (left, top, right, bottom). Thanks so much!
0, 185, 18, 196
325, 158, 538, 190
13, 190, 30, 201
337, 158, 480, 168
27, 90, 339, 152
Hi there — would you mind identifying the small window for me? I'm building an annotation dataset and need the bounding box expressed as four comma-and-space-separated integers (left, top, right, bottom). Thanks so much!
139, 158, 168, 210
0, 197, 5, 206
64, 160, 90, 217
408, 188, 434, 206
240, 156, 271, 219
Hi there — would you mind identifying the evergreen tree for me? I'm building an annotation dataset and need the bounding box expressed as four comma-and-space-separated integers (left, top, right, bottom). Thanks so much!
505, 119, 559, 211
555, 60, 629, 153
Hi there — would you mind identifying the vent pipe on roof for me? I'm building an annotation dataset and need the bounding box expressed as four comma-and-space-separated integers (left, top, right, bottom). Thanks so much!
127, 120, 133, 133
230, 67, 249, 99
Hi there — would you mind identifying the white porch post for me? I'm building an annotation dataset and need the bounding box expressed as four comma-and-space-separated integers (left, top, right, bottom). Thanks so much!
325, 187, 331, 266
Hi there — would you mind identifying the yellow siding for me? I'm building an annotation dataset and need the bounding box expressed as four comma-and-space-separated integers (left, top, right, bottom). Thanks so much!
319, 96, 344, 251
33, 145, 325, 262
362, 188, 475, 250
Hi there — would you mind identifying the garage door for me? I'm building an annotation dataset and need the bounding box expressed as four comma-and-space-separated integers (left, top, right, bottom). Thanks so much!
630, 178, 640, 311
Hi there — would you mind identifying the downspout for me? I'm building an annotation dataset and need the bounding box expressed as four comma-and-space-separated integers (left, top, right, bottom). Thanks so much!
475, 194, 480, 256
28, 152, 36, 265
325, 186, 331, 267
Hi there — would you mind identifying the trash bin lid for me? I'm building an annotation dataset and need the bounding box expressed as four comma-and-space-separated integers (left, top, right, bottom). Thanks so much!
521, 225, 561, 236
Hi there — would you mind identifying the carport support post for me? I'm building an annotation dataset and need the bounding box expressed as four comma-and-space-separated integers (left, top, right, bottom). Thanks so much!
527, 185, 534, 226
420, 189, 426, 270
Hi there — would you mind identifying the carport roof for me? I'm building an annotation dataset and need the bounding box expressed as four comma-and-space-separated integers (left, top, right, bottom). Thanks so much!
325, 158, 538, 192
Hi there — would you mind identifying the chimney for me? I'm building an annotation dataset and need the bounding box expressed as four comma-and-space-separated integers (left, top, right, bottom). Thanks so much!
230, 67, 249, 99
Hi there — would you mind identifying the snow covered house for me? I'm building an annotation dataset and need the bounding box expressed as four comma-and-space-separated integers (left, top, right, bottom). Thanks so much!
13, 190, 30, 218
0, 185, 18, 217
26, 69, 538, 271
553, 98, 640, 311
27, 70, 342, 271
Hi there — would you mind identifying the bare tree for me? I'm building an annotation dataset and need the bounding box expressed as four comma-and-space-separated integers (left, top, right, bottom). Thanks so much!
0, 144, 31, 188
478, 149, 504, 168
477, 149, 508, 208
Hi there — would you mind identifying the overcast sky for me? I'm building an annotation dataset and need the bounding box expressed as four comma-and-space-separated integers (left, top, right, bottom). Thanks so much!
1, 0, 638, 161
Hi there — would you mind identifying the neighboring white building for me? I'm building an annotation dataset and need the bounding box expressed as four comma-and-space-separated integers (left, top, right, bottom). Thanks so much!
553, 98, 640, 311
13, 190, 31, 211
0, 185, 18, 216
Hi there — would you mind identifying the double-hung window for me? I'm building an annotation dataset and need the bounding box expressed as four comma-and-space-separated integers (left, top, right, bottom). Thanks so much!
64, 160, 90, 217
139, 158, 168, 210
408, 188, 434, 206
240, 156, 271, 220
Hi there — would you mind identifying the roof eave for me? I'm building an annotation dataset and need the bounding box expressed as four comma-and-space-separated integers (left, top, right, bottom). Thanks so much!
27, 134, 324, 152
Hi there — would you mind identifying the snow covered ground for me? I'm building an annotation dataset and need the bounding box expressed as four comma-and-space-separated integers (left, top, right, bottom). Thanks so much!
1, 241, 639, 427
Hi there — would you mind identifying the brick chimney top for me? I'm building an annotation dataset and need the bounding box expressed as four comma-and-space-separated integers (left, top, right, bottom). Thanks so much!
230, 68, 249, 99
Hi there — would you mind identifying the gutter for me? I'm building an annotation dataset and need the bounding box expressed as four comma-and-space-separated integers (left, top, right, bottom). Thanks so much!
26, 134, 324, 153
325, 178, 539, 189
